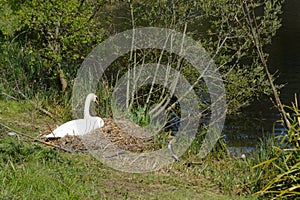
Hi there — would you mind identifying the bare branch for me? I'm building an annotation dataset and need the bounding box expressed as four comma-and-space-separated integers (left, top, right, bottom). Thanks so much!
0, 121, 72, 153
242, 0, 290, 129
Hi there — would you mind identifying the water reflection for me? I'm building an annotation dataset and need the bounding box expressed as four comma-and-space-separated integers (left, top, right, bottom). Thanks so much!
224, 0, 300, 156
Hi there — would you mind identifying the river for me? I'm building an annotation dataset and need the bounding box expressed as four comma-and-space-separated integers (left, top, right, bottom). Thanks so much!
225, 0, 300, 156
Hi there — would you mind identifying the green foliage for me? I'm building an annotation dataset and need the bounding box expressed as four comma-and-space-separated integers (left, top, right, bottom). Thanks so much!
0, 4, 287, 195
1, 0, 105, 61
129, 105, 150, 127
0, 134, 254, 199
129, 0, 284, 112
180, 126, 229, 161
0, 0, 285, 114
0, 1, 19, 35
0, 137, 35, 164
252, 102, 300, 199
0, 136, 62, 165
0, 42, 47, 97
0, 0, 106, 93
0, 97, 288, 199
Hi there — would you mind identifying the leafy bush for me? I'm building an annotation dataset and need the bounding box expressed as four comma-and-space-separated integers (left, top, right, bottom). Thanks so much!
0, 0, 285, 113
0, 42, 47, 97
0, 0, 106, 93
130, 0, 284, 113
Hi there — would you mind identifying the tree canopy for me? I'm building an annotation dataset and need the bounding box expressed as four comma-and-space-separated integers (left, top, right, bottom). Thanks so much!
0, 0, 284, 114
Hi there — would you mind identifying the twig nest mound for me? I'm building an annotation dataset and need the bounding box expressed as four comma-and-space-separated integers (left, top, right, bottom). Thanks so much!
100, 118, 153, 151
83, 118, 156, 153
50, 135, 85, 151
47, 118, 156, 152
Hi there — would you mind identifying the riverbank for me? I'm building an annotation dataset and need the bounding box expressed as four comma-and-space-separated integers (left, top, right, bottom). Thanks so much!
0, 99, 265, 199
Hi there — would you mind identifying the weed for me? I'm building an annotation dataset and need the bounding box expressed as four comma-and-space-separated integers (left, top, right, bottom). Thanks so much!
252, 103, 300, 199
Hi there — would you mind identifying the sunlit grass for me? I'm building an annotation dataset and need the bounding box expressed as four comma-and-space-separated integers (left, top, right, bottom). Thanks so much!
251, 102, 300, 199
0, 99, 261, 199
0, 136, 257, 199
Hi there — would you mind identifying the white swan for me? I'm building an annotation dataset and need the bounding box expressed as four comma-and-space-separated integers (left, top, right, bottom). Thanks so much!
45, 93, 104, 139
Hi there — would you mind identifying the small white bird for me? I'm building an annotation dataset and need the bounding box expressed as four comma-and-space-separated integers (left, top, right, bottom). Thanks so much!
45, 93, 104, 139
241, 154, 246, 159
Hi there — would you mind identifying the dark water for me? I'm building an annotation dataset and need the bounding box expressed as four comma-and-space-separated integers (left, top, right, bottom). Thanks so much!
225, 0, 300, 156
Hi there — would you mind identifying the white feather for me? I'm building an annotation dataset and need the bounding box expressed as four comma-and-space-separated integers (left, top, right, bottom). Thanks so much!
45, 93, 104, 138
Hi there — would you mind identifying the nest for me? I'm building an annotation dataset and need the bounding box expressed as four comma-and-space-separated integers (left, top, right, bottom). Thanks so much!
47, 118, 158, 152
45, 118, 180, 172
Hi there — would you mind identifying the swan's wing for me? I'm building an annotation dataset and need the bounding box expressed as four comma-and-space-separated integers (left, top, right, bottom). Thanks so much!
76, 117, 104, 136
45, 119, 84, 138
45, 117, 105, 138
96, 117, 105, 128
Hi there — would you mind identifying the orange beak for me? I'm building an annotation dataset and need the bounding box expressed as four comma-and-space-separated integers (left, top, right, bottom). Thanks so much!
95, 97, 99, 105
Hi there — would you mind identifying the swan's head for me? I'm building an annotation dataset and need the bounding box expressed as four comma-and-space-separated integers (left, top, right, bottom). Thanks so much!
91, 93, 99, 105
86, 93, 100, 106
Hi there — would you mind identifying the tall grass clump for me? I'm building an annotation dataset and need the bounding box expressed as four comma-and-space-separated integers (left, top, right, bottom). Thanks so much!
0, 42, 46, 97
252, 99, 300, 199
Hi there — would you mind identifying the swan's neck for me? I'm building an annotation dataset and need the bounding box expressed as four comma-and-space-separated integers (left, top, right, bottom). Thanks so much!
84, 94, 93, 119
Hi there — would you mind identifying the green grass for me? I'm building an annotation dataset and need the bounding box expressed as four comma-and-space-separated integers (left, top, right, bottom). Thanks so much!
0, 99, 259, 199
0, 138, 257, 200
250, 103, 300, 199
